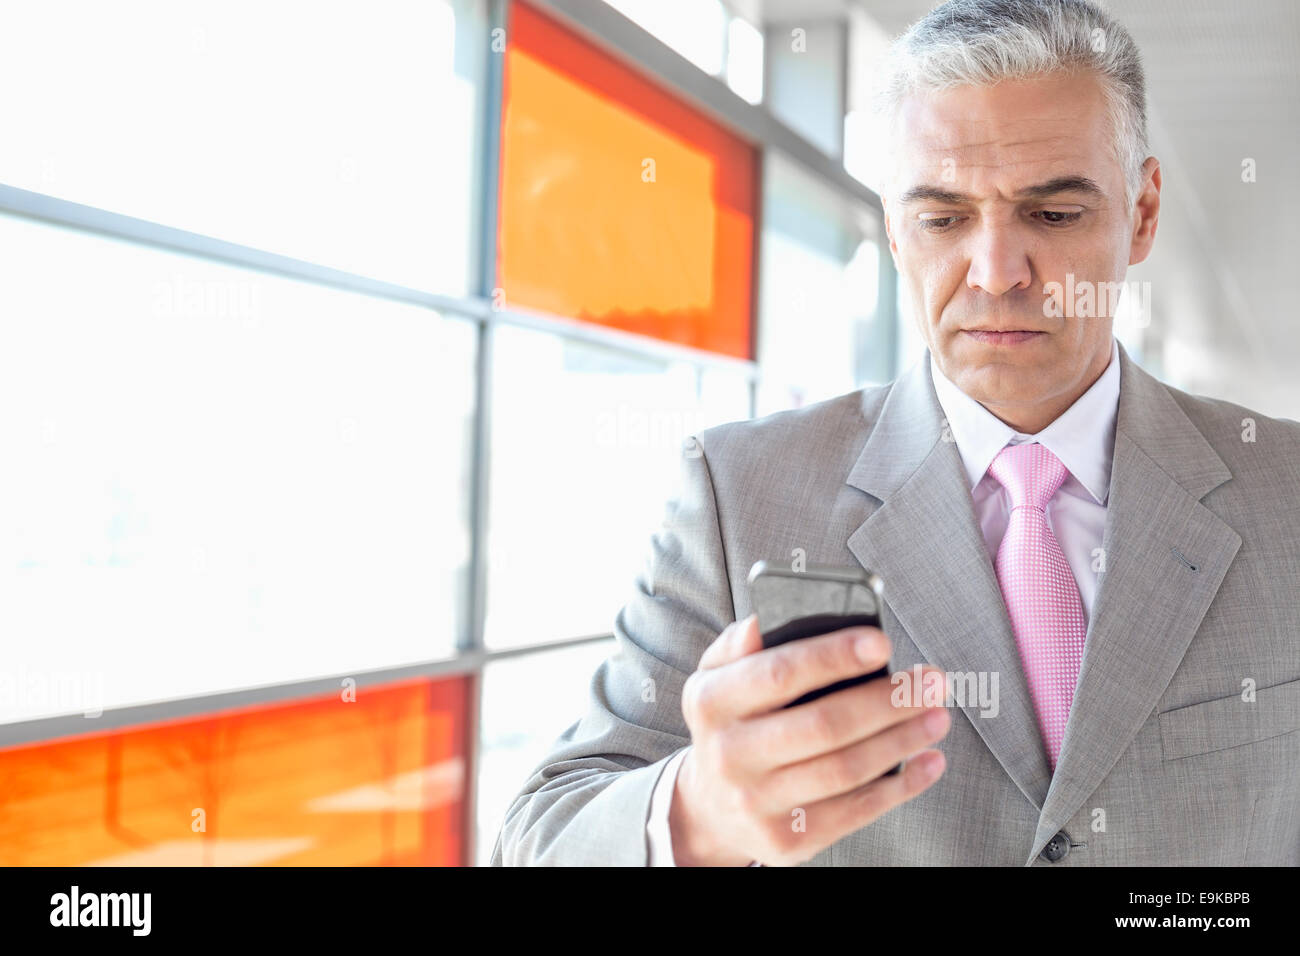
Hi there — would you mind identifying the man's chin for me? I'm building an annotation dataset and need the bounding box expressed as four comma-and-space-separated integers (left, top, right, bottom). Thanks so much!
949, 366, 1048, 405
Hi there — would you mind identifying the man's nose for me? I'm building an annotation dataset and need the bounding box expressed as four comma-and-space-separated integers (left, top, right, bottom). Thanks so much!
965, 222, 1032, 297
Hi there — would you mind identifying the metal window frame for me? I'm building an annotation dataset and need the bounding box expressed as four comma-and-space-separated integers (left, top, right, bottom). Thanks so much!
0, 632, 615, 751
0, 0, 902, 867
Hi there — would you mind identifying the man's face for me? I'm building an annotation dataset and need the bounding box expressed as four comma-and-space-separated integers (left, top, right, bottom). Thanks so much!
882, 70, 1159, 429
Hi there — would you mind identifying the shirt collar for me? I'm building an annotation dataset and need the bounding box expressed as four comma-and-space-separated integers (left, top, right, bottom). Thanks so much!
928, 336, 1121, 505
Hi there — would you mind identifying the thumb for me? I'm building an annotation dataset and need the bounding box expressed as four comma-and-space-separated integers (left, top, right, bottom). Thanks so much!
698, 614, 762, 670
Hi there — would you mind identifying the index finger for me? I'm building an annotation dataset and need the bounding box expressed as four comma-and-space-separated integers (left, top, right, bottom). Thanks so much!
698, 614, 763, 671
697, 625, 892, 726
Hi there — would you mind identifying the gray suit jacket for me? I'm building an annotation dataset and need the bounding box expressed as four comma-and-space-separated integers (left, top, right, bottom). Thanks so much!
492, 343, 1300, 865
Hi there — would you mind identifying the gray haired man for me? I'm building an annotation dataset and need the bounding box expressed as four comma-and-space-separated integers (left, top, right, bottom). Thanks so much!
493, 0, 1300, 866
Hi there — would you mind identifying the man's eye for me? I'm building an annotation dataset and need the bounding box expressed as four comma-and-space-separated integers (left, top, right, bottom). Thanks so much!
918, 216, 960, 231
1035, 210, 1083, 225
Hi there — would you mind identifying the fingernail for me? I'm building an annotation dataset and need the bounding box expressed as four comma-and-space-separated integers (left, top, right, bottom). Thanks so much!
918, 751, 943, 782
855, 633, 881, 663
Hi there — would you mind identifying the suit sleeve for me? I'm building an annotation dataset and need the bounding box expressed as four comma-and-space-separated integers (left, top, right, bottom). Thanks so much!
490, 432, 737, 865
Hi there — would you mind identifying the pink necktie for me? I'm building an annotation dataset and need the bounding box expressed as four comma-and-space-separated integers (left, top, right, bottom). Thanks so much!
987, 443, 1087, 771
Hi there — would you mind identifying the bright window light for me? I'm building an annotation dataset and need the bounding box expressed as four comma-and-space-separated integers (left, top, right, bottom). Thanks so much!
0, 211, 475, 721
0, 0, 483, 294
603, 0, 726, 75
727, 16, 764, 104
844, 108, 891, 195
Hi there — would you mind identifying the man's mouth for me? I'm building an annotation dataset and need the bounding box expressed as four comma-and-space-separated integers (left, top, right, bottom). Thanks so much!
961, 329, 1046, 346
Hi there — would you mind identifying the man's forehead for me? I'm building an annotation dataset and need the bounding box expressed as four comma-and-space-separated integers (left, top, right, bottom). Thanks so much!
890, 77, 1115, 196
898, 139, 1099, 185
900, 99, 1100, 151
897, 73, 1106, 140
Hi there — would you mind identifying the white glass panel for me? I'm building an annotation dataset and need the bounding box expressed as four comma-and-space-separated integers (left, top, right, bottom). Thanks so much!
0, 0, 485, 293
602, 0, 726, 75
756, 152, 886, 416
476, 638, 615, 865
727, 17, 765, 105
485, 326, 746, 650
0, 212, 474, 723
699, 365, 753, 427
843, 7, 894, 193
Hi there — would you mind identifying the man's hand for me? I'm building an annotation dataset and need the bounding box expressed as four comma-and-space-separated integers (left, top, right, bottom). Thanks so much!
669, 614, 950, 866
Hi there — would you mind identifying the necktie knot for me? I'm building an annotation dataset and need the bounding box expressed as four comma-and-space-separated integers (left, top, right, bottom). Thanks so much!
988, 442, 1068, 511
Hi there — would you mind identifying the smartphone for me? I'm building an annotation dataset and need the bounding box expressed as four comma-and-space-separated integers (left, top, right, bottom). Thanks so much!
747, 559, 902, 775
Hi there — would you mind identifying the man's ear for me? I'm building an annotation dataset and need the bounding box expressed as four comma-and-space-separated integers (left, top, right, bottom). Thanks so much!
1129, 157, 1161, 266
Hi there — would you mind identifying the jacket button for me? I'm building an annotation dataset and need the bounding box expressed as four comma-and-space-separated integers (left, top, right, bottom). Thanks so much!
1040, 831, 1071, 863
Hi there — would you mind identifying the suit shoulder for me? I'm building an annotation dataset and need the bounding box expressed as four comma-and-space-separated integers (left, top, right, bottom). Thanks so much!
692, 383, 891, 466
1164, 380, 1300, 442
1163, 380, 1300, 481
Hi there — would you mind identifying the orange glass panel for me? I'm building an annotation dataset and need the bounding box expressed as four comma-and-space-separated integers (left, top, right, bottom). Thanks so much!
0, 674, 471, 866
498, 1, 756, 359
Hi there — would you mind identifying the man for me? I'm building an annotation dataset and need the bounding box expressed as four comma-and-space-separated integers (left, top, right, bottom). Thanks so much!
492, 0, 1300, 866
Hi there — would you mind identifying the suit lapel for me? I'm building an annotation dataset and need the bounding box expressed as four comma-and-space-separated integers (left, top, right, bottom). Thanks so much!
1026, 345, 1240, 862
845, 355, 1055, 814
844, 345, 1242, 864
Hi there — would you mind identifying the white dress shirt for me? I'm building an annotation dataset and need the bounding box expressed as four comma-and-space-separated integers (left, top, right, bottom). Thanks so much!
645, 337, 1122, 865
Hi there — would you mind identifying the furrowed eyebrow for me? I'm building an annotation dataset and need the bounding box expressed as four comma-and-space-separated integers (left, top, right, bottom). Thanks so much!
1013, 176, 1103, 199
897, 176, 1104, 205
898, 185, 969, 204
